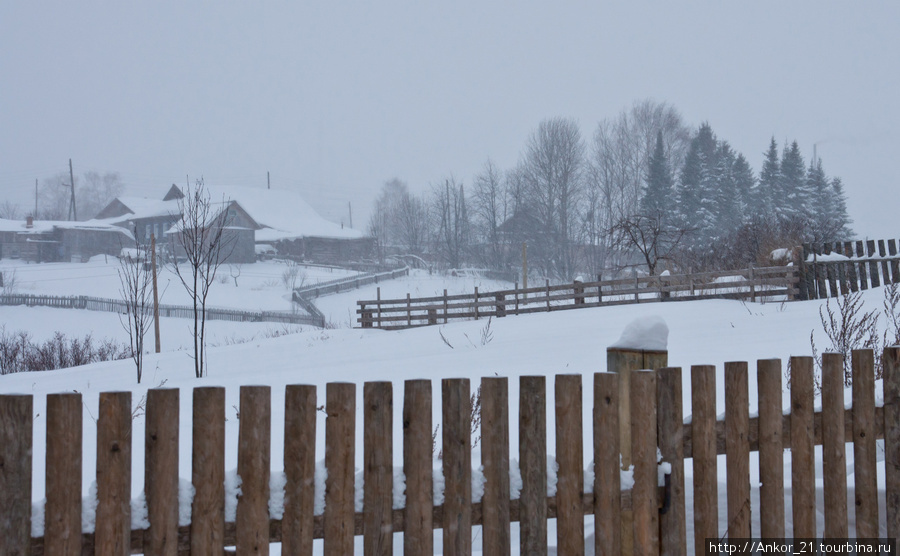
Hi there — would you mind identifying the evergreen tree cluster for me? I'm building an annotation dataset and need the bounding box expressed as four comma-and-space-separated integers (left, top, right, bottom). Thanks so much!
647, 123, 852, 268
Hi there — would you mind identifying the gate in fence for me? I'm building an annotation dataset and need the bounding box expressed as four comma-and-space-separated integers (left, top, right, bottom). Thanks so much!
2, 348, 899, 555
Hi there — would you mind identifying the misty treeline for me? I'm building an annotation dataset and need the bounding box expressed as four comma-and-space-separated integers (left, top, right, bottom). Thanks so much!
368, 100, 852, 280
0, 170, 124, 221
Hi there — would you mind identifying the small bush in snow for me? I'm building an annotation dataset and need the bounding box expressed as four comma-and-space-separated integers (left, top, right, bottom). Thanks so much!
0, 327, 129, 375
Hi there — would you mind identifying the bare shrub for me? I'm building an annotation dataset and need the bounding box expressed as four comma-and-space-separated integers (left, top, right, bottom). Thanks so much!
810, 290, 880, 387
0, 327, 129, 374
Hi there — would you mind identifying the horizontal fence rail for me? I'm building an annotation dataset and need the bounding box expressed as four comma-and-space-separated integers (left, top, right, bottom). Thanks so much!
356, 265, 799, 329
0, 293, 323, 327
799, 239, 900, 299
295, 266, 409, 299
1, 347, 896, 555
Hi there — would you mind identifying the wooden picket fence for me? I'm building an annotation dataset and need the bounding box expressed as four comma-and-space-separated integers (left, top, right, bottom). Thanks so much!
798, 238, 900, 300
357, 265, 799, 329
0, 293, 323, 327
1, 348, 899, 555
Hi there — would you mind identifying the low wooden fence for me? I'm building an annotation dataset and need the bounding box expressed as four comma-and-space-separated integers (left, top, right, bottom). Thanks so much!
798, 239, 900, 299
2, 348, 896, 555
357, 265, 798, 329
295, 267, 409, 299
0, 293, 323, 327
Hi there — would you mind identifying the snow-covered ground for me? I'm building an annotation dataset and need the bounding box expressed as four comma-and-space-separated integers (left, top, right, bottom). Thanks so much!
0, 258, 892, 554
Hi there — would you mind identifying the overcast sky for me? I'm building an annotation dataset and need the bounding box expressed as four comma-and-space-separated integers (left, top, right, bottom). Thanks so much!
1, 2, 898, 239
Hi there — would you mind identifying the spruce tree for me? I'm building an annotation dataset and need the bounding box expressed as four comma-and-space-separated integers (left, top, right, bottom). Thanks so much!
640, 131, 674, 219
732, 152, 756, 222
779, 140, 808, 224
831, 176, 853, 239
806, 157, 833, 241
754, 137, 780, 221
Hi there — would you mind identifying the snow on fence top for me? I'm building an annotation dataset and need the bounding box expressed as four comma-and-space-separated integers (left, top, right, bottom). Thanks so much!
608, 315, 668, 351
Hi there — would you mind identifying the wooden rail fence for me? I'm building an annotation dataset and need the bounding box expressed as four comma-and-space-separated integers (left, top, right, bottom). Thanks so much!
798, 238, 900, 299
1, 347, 897, 555
0, 293, 323, 327
294, 267, 409, 299
357, 265, 798, 329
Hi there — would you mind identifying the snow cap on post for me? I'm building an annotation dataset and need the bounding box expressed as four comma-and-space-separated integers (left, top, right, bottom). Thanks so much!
609, 315, 668, 351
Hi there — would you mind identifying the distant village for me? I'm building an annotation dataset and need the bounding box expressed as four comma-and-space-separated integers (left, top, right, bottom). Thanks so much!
0, 184, 373, 266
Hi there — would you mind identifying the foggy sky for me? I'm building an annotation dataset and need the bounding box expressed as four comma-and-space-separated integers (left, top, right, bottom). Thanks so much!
1, 2, 898, 239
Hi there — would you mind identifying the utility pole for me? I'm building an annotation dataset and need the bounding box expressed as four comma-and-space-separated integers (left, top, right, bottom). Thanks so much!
65, 159, 77, 221
348, 201, 353, 228
151, 234, 161, 353
522, 242, 528, 294
267, 171, 270, 190
34, 179, 38, 218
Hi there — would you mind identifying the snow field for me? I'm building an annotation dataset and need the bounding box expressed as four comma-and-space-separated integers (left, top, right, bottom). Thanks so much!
2, 262, 897, 553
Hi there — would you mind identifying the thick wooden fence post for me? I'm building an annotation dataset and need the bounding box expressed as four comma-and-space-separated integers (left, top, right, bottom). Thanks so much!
880, 240, 891, 285
45, 393, 82, 556
145, 388, 179, 556
822, 353, 848, 538
481, 377, 510, 556
324, 383, 356, 556
95, 391, 132, 556
631, 370, 658, 556
852, 349, 879, 537
789, 357, 816, 538
236, 386, 271, 556
403, 380, 433, 556
658, 367, 685, 556
191, 387, 225, 556
555, 374, 584, 556
691, 365, 717, 556
443, 379, 472, 556
520, 376, 547, 556
724, 362, 750, 541
474, 286, 479, 320
0, 394, 33, 556
885, 347, 900, 539
757, 359, 784, 538
283, 384, 316, 556
594, 373, 621, 556
364, 382, 393, 556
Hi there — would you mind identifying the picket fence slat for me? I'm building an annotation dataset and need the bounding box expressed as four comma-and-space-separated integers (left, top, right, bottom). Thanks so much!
555, 374, 584, 556
481, 377, 510, 556
191, 387, 225, 555
885, 347, 900, 539
724, 361, 750, 540
658, 367, 685, 556
95, 391, 132, 556
363, 382, 393, 556
632, 370, 659, 556
236, 386, 271, 555
757, 359, 785, 538
593, 372, 621, 556
324, 383, 355, 556
790, 356, 817, 538
519, 376, 547, 556
442, 378, 472, 556
145, 389, 179, 556
0, 394, 33, 556
403, 380, 433, 556
44, 393, 82, 556
823, 353, 849, 538
283, 384, 316, 556
852, 349, 879, 537
690, 365, 717, 554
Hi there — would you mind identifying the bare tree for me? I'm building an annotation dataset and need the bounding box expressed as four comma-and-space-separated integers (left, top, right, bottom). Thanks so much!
38, 172, 73, 220
367, 178, 409, 261
118, 243, 155, 383
0, 200, 21, 220
471, 160, 506, 268
587, 100, 691, 272
612, 212, 689, 276
431, 177, 470, 268
79, 171, 125, 219
519, 117, 586, 279
170, 179, 235, 378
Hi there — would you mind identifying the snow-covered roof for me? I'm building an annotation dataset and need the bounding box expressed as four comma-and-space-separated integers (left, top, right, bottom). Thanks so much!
104, 196, 181, 223
0, 218, 133, 238
204, 186, 364, 241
